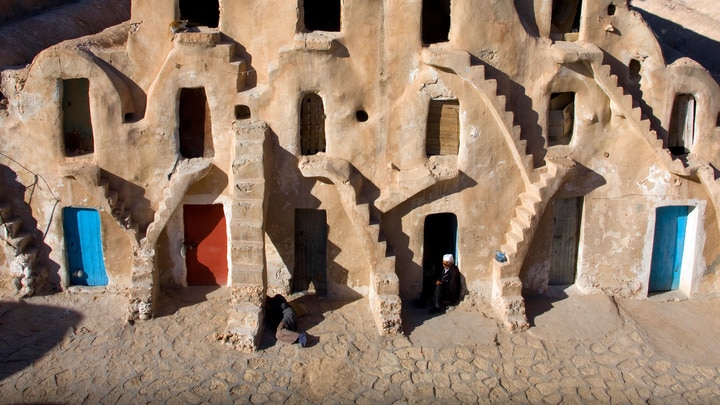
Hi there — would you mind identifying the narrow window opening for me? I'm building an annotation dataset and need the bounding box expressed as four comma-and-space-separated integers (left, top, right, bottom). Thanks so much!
235, 105, 251, 120
0, 91, 7, 110
355, 110, 368, 122
548, 92, 575, 146
426, 99, 459, 156
303, 0, 341, 32
668, 94, 696, 156
179, 0, 219, 28
179, 87, 211, 159
550, 0, 582, 41
63, 78, 94, 156
607, 4, 616, 16
629, 59, 641, 81
422, 0, 451, 45
300, 93, 326, 155
716, 111, 720, 127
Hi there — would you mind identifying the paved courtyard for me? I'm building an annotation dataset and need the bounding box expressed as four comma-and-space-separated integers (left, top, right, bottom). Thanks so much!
1, 287, 720, 404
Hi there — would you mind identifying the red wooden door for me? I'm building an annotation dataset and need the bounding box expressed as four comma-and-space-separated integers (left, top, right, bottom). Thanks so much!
183, 204, 228, 286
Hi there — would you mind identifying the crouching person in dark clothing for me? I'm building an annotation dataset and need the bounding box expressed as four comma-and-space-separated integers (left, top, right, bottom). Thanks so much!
276, 302, 307, 347
430, 254, 461, 314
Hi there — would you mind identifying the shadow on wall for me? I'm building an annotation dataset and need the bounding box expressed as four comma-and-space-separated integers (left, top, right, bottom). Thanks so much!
513, 0, 540, 37
472, 56, 547, 167
0, 301, 82, 382
634, 8, 720, 84
600, 51, 666, 140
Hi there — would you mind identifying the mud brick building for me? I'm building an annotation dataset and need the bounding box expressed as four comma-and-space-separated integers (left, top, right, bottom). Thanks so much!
1, 0, 720, 351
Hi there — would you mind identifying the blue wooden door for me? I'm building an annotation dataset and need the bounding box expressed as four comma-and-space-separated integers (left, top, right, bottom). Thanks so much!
649, 206, 688, 292
63, 207, 108, 286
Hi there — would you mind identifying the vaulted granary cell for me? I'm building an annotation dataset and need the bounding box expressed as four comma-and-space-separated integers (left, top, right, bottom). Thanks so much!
62, 78, 94, 156
548, 92, 575, 146
178, 87, 211, 159
422, 0, 451, 44
426, 99, 459, 156
303, 0, 341, 32
550, 0, 582, 41
179, 0, 219, 28
668, 94, 696, 156
300, 93, 326, 155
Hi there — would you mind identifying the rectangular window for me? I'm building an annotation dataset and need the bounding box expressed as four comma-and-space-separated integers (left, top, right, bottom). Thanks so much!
548, 92, 575, 146
426, 99, 459, 156
63, 78, 94, 156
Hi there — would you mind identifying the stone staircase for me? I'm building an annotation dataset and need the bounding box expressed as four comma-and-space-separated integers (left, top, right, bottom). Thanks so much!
421, 48, 535, 185
0, 166, 50, 297
298, 153, 402, 335
59, 163, 142, 245
581, 56, 689, 177
218, 121, 271, 352
491, 157, 575, 330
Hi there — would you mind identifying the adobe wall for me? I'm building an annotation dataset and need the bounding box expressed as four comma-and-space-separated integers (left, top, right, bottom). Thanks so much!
1, 0, 720, 338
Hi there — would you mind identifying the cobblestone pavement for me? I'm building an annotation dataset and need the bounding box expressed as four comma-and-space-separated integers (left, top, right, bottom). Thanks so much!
1, 287, 720, 404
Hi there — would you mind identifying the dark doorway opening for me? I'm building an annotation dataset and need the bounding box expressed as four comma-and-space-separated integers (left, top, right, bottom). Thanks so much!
550, 0, 582, 41
668, 94, 696, 156
235, 104, 251, 120
179, 87, 211, 159
419, 213, 457, 304
629, 59, 641, 81
294, 209, 328, 296
300, 93, 326, 155
62, 78, 94, 156
422, 0, 451, 44
549, 197, 583, 286
303, 0, 341, 32
179, 0, 219, 28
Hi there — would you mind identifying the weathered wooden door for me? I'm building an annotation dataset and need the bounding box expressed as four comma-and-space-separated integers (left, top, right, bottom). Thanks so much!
63, 207, 108, 286
294, 209, 327, 295
549, 197, 583, 285
183, 204, 228, 286
300, 93, 326, 155
649, 206, 688, 292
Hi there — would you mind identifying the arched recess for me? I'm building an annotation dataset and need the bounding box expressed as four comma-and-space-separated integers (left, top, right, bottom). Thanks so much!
23, 47, 136, 160
300, 93, 326, 155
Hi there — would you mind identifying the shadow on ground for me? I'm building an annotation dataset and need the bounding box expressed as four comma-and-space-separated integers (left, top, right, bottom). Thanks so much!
0, 300, 82, 382
155, 285, 220, 318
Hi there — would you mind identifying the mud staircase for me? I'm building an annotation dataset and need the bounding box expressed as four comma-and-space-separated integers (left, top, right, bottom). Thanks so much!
492, 158, 574, 330
422, 49, 535, 185
215, 121, 271, 352
0, 167, 51, 297
298, 154, 402, 335
421, 48, 580, 329
578, 50, 690, 177
0, 202, 47, 296
59, 163, 142, 245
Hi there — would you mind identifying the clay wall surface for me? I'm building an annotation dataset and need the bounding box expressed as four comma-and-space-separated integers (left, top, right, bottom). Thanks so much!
1, 0, 720, 336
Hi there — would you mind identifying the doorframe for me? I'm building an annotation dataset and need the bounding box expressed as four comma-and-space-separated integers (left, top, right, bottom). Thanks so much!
167, 197, 232, 287
642, 200, 706, 298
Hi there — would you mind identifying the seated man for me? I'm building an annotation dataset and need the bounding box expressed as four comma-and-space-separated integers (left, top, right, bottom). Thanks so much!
276, 301, 307, 348
430, 254, 461, 313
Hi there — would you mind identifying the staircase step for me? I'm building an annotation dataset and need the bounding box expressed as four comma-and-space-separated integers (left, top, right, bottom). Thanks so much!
2, 217, 23, 236
12, 232, 33, 255
107, 190, 119, 207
